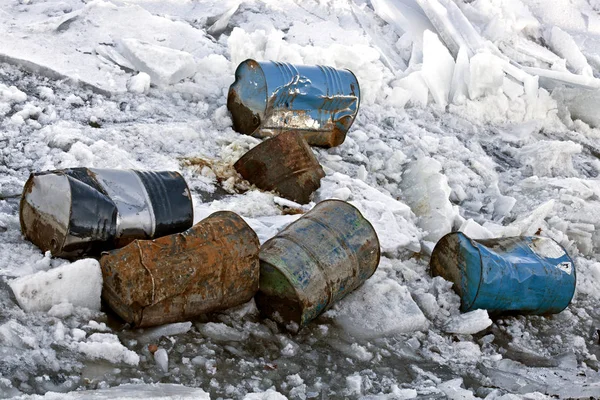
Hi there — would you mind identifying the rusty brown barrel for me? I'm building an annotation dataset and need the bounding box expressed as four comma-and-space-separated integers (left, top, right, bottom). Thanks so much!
255, 200, 380, 326
227, 59, 360, 148
100, 211, 260, 327
20, 168, 193, 259
234, 131, 325, 204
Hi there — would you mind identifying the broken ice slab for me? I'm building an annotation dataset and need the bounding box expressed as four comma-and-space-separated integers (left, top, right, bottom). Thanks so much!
554, 88, 600, 128
430, 233, 576, 315
9, 259, 102, 312
228, 59, 360, 148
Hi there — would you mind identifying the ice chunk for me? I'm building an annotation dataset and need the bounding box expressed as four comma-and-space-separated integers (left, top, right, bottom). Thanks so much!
330, 272, 428, 339
437, 378, 476, 400
444, 309, 492, 335
416, 0, 486, 57
244, 389, 287, 400
136, 322, 193, 343
154, 348, 169, 373
522, 66, 600, 90
196, 322, 249, 342
468, 52, 504, 100
421, 30, 455, 107
28, 383, 210, 399
9, 259, 102, 312
387, 86, 412, 108
346, 373, 363, 395
126, 72, 151, 94
450, 46, 469, 104
557, 88, 600, 128
118, 38, 197, 85
400, 157, 456, 242
371, 0, 435, 47
519, 140, 582, 177
75, 333, 139, 365
508, 200, 555, 236
395, 71, 429, 107
547, 27, 593, 77
458, 219, 493, 240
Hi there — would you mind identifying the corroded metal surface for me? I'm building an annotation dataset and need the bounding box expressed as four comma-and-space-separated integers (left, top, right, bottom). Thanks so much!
430, 232, 576, 315
234, 131, 325, 204
100, 211, 260, 327
228, 59, 360, 148
255, 200, 380, 326
20, 168, 193, 259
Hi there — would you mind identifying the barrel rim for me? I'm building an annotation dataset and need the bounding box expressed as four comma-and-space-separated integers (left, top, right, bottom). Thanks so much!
235, 58, 269, 133
430, 231, 484, 312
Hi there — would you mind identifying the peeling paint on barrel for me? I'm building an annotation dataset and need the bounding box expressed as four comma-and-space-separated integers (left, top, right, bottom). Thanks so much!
19, 168, 193, 259
234, 131, 325, 204
100, 211, 260, 327
255, 200, 380, 326
228, 59, 360, 148
430, 232, 576, 315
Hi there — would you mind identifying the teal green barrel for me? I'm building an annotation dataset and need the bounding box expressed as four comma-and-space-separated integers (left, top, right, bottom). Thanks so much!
255, 200, 380, 326
227, 59, 360, 148
430, 233, 576, 315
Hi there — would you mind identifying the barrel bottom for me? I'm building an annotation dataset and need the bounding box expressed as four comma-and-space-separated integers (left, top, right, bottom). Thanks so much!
254, 291, 303, 326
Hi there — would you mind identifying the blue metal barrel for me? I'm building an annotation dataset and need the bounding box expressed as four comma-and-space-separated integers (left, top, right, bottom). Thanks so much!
255, 200, 380, 326
430, 233, 576, 315
227, 59, 360, 148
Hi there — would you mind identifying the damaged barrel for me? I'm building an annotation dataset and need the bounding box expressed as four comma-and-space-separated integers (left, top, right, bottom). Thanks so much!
100, 211, 260, 327
228, 59, 360, 148
430, 233, 576, 315
256, 200, 380, 326
234, 130, 325, 204
20, 168, 193, 259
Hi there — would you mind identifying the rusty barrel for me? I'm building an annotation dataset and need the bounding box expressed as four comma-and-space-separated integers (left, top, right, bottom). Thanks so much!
227, 59, 360, 148
100, 211, 260, 327
255, 200, 380, 326
20, 168, 193, 259
430, 233, 576, 315
234, 131, 325, 204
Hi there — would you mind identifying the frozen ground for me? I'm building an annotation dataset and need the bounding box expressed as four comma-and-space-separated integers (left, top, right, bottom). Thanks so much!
1, 0, 600, 398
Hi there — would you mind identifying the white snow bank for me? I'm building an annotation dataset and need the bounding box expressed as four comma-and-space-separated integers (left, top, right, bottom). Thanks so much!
74, 333, 139, 366
9, 259, 102, 312
400, 157, 456, 243
328, 269, 428, 339
444, 309, 493, 335
22, 383, 210, 399
117, 39, 197, 85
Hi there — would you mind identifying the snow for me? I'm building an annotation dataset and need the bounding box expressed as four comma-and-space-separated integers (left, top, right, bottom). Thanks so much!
9, 259, 102, 312
1, 0, 600, 397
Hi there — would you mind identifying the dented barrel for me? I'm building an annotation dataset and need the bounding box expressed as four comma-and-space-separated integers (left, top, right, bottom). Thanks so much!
256, 200, 380, 326
100, 211, 260, 327
430, 233, 576, 315
228, 59, 360, 148
234, 131, 325, 204
20, 168, 193, 259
